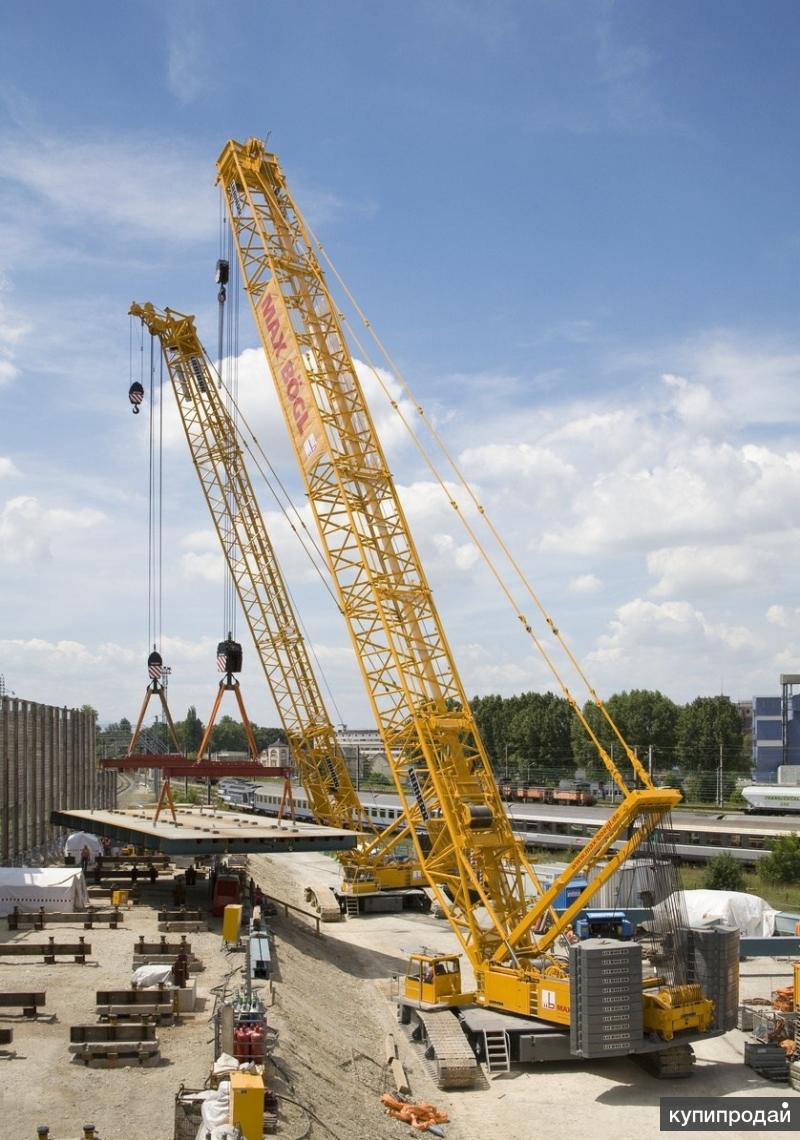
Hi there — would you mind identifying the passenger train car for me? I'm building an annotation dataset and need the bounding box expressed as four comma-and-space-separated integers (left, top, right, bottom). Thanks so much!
217, 779, 790, 865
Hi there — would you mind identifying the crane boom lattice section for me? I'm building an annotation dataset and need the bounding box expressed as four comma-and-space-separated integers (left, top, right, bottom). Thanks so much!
217, 140, 684, 998
217, 139, 568, 968
129, 302, 361, 831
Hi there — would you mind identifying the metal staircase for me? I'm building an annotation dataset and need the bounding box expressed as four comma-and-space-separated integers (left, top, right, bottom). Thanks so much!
483, 1029, 510, 1074
344, 895, 359, 918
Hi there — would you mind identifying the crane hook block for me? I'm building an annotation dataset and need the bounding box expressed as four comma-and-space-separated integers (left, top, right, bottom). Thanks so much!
215, 259, 230, 286
217, 637, 243, 674
129, 381, 145, 414
147, 649, 163, 680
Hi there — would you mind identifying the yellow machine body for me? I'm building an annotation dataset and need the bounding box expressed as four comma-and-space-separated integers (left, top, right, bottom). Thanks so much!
403, 954, 473, 1008
642, 986, 714, 1040
229, 1071, 265, 1140
222, 904, 243, 945
340, 861, 423, 896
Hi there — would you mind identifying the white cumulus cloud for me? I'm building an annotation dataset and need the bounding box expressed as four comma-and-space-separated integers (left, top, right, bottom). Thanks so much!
569, 573, 602, 594
647, 545, 774, 597
0, 496, 105, 565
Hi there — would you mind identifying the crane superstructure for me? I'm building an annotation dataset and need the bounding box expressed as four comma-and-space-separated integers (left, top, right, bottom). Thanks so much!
129, 302, 426, 915
216, 138, 731, 1077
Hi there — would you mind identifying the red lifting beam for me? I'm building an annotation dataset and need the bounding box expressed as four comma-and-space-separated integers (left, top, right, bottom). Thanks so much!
101, 754, 290, 779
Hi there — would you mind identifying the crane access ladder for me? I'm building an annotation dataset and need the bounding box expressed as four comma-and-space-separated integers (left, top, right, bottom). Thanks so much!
483, 1029, 511, 1075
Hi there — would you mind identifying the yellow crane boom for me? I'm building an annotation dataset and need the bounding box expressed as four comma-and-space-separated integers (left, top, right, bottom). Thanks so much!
129, 302, 366, 833
129, 301, 429, 910
216, 138, 686, 1022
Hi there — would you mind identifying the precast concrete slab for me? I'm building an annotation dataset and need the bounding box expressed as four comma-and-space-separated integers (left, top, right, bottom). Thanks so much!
50, 806, 358, 856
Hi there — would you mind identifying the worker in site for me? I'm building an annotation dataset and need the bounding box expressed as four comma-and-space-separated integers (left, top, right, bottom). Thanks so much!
79, 844, 91, 873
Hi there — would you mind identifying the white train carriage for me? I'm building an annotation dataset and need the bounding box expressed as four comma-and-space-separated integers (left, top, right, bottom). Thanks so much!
238, 781, 787, 864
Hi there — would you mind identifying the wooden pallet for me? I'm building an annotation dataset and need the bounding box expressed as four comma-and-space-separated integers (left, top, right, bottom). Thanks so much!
0, 991, 46, 1018
0, 939, 90, 963
97, 1005, 174, 1023
132, 954, 202, 973
71, 1044, 161, 1068
135, 937, 192, 955
7, 909, 122, 930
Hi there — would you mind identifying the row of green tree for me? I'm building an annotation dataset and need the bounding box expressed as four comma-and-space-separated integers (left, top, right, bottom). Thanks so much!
97, 688, 751, 801
470, 689, 750, 795
97, 708, 285, 758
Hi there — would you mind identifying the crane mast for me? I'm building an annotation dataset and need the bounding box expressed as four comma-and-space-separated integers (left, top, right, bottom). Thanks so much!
216, 139, 688, 1024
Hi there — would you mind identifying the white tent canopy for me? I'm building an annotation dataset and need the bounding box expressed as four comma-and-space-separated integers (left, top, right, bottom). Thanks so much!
64, 831, 103, 864
0, 867, 89, 916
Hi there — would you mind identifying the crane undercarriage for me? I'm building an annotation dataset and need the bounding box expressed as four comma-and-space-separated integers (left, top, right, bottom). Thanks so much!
397, 932, 733, 1086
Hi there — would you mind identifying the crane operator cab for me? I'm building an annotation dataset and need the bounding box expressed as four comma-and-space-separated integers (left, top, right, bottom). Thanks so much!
404, 953, 468, 1009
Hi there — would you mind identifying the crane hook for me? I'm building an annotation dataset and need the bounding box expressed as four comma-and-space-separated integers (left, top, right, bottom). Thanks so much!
128, 380, 144, 414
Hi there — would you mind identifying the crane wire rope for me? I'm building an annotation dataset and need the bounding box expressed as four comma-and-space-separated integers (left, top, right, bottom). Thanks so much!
218, 221, 237, 642
147, 333, 165, 659
201, 238, 339, 606
306, 227, 647, 787
209, 195, 345, 726
197, 322, 347, 730
158, 346, 164, 653
146, 327, 155, 654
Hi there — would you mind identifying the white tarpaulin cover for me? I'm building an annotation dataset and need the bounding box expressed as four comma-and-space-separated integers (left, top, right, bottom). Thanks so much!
649, 889, 776, 937
132, 964, 174, 989
63, 831, 103, 864
0, 866, 89, 916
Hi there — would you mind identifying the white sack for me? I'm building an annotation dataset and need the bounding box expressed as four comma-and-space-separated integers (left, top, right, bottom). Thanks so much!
195, 1080, 231, 1140
132, 964, 174, 988
213, 1052, 240, 1075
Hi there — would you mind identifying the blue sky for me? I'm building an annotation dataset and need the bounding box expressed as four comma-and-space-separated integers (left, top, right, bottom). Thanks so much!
1, 1, 800, 727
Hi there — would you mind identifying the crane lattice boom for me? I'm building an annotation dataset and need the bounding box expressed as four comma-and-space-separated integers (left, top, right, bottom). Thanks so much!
217, 139, 682, 1015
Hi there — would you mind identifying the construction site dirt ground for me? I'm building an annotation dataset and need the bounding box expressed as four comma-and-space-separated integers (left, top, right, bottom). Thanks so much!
0, 850, 797, 1140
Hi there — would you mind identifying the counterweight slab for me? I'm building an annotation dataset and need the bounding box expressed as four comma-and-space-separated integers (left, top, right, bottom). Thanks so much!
50, 806, 358, 856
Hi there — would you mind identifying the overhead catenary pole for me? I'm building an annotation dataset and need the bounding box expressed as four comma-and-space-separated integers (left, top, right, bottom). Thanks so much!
718, 739, 724, 807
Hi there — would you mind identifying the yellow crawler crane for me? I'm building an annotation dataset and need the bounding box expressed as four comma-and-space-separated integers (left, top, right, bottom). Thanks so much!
129, 302, 427, 918
217, 138, 729, 1081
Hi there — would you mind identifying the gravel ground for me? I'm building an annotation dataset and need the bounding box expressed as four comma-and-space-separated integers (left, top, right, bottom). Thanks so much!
0, 875, 225, 1140
248, 851, 800, 1140
2, 851, 799, 1140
